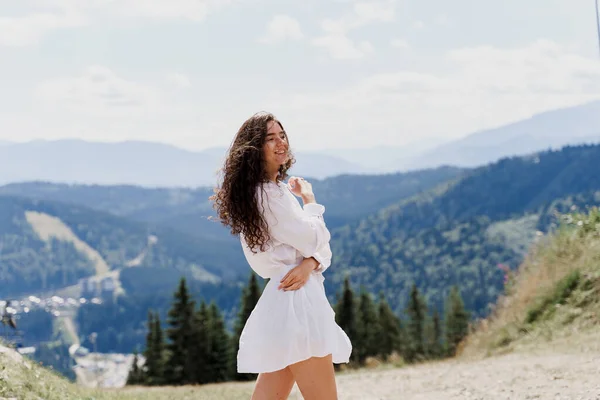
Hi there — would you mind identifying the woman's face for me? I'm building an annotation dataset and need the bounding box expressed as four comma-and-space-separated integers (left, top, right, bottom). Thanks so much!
263, 120, 289, 175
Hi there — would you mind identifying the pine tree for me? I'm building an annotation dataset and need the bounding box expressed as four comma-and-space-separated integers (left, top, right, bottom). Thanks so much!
231, 272, 262, 381
165, 277, 196, 385
141, 311, 155, 385
206, 301, 231, 383
376, 292, 404, 362
405, 284, 427, 362
355, 288, 379, 364
432, 309, 443, 359
126, 351, 143, 385
423, 313, 434, 360
142, 310, 164, 385
335, 276, 357, 362
191, 300, 210, 384
151, 312, 165, 384
445, 286, 470, 357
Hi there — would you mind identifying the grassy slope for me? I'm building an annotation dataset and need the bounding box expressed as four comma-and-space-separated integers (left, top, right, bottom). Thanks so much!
0, 343, 256, 400
459, 207, 600, 359
3, 209, 600, 399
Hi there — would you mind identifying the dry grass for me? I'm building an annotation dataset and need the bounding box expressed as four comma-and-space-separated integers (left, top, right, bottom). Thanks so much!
459, 208, 600, 359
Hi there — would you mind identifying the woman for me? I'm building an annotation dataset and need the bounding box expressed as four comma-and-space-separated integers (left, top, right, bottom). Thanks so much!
211, 112, 352, 399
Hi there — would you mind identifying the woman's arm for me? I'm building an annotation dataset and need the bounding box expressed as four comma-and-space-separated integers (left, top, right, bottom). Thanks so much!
258, 183, 331, 260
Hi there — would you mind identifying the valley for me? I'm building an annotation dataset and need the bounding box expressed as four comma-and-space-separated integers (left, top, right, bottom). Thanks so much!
1, 142, 600, 391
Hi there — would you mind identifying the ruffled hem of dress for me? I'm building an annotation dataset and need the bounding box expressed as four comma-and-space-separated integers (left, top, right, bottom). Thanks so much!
238, 349, 351, 374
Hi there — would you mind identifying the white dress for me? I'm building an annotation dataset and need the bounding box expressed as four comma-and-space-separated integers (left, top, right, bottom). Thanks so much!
237, 180, 352, 374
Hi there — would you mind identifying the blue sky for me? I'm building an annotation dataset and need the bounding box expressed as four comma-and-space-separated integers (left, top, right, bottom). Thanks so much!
1, 0, 599, 151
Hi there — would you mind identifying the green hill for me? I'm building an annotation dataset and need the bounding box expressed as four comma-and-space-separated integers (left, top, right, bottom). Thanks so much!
0, 166, 464, 236
4, 144, 600, 362
327, 144, 600, 319
0, 341, 254, 400
3, 205, 600, 400
0, 195, 245, 299
460, 206, 600, 358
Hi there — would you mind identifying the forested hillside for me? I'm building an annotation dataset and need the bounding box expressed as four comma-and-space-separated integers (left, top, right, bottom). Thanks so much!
327, 144, 600, 319
0, 195, 244, 299
0, 166, 464, 236
4, 144, 600, 360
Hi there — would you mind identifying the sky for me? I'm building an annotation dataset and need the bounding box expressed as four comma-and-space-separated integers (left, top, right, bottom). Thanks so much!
1, 0, 600, 152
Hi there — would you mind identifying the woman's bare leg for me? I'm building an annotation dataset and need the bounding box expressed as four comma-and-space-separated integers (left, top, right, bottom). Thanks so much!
288, 354, 338, 400
251, 366, 296, 400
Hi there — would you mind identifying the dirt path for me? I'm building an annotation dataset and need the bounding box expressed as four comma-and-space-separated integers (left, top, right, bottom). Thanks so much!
285, 332, 600, 400
117, 345, 600, 400
107, 332, 600, 399
326, 350, 600, 400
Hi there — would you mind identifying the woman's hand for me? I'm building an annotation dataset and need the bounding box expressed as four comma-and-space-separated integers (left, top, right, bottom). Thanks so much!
288, 177, 316, 204
278, 257, 319, 291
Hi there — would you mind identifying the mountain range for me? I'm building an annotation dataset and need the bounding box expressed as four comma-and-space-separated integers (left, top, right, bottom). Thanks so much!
0, 100, 598, 187
0, 166, 465, 354
405, 99, 600, 170
3, 142, 600, 355
2, 99, 600, 359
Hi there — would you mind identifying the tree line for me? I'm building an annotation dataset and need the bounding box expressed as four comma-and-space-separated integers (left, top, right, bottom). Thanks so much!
127, 273, 470, 386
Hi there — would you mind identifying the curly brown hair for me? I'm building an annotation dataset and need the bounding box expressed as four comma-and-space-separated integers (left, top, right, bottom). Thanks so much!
210, 112, 296, 253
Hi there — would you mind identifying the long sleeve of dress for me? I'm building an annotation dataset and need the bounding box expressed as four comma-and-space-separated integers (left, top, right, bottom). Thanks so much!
258, 183, 332, 273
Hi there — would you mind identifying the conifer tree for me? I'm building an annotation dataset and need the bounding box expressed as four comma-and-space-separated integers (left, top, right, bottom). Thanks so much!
335, 276, 357, 362
142, 310, 164, 385
151, 312, 165, 384
423, 306, 445, 360
165, 277, 196, 385
206, 301, 231, 383
405, 284, 427, 362
445, 285, 470, 357
376, 292, 404, 362
191, 300, 210, 384
141, 311, 155, 385
423, 313, 434, 360
335, 276, 356, 337
126, 351, 143, 385
231, 272, 262, 381
355, 288, 379, 364
432, 309, 443, 359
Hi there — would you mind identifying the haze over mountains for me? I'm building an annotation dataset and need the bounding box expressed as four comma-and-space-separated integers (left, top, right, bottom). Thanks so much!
0, 100, 598, 187
0, 140, 369, 187
406, 99, 600, 170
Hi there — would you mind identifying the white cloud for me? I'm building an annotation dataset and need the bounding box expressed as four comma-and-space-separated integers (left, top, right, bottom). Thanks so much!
259, 15, 303, 44
166, 73, 192, 88
321, 1, 395, 33
45, 0, 241, 21
35, 66, 160, 116
434, 14, 451, 27
312, 35, 374, 60
99, 0, 236, 22
412, 20, 425, 30
0, 10, 86, 47
265, 40, 600, 148
390, 38, 409, 49
0, 0, 242, 46
16, 65, 203, 146
312, 0, 395, 60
